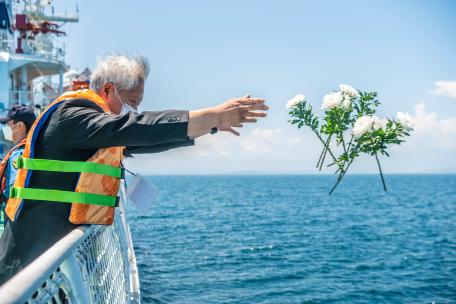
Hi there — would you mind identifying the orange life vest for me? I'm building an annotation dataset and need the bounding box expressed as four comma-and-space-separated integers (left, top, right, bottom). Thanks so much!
5, 89, 125, 225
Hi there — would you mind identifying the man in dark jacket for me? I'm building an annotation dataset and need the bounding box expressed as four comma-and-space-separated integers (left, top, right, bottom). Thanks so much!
0, 55, 268, 283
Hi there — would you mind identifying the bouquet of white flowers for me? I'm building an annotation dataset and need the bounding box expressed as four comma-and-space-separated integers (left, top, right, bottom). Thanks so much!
286, 85, 414, 194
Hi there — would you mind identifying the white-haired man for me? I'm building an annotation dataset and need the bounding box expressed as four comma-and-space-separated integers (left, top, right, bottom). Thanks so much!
0, 55, 268, 283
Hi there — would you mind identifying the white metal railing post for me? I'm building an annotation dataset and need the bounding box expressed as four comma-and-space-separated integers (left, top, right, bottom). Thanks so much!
59, 252, 91, 303
20, 65, 28, 104
119, 182, 141, 303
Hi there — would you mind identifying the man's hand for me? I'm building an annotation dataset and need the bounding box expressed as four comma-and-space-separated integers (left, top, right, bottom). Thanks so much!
188, 95, 268, 139
215, 95, 268, 136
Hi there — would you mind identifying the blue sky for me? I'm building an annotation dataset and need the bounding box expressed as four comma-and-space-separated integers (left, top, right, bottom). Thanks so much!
59, 0, 456, 174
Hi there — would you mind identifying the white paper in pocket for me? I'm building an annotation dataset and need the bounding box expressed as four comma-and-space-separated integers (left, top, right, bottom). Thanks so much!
126, 173, 158, 211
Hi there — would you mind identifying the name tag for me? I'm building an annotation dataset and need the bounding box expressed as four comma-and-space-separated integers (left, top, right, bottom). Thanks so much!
126, 173, 158, 211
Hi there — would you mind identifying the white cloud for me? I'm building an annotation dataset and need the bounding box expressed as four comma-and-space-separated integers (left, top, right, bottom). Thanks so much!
189, 133, 238, 157
408, 103, 456, 151
240, 128, 285, 152
374, 102, 456, 173
430, 80, 456, 98
182, 127, 307, 156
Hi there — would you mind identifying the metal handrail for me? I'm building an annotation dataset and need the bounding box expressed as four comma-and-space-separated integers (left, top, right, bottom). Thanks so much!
9, 89, 58, 106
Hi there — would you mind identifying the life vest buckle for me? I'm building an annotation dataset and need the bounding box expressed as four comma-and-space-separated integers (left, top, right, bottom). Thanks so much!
115, 196, 120, 207
9, 186, 16, 199
16, 156, 24, 169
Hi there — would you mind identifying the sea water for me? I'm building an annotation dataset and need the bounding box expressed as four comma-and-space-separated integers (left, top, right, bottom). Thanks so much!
127, 174, 456, 303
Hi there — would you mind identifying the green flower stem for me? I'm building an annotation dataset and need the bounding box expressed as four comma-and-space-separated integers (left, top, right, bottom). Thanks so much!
313, 131, 342, 171
328, 147, 358, 195
316, 135, 331, 169
337, 134, 354, 175
328, 177, 342, 195
329, 160, 351, 195
345, 135, 354, 162
346, 134, 354, 151
375, 153, 387, 192
340, 133, 347, 153
316, 147, 324, 168
319, 150, 328, 171
318, 135, 332, 171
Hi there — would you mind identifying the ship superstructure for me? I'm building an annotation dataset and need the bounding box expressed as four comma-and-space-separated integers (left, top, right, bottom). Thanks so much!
0, 0, 79, 111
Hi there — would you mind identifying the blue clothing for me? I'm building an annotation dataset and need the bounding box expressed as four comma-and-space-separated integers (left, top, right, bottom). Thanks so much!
1, 147, 24, 231
3, 147, 24, 201
0, 203, 5, 228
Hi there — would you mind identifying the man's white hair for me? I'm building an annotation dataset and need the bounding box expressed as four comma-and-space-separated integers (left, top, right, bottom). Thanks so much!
90, 54, 150, 92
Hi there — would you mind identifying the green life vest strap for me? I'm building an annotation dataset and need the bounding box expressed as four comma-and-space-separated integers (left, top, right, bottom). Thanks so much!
10, 187, 119, 207
17, 157, 123, 179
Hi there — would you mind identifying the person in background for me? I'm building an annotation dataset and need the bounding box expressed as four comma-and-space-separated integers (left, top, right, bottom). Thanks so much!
0, 106, 36, 230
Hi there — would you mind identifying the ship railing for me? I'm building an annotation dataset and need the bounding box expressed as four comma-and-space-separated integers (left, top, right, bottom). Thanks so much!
0, 35, 14, 53
0, 33, 64, 62
25, 36, 66, 62
0, 183, 141, 304
9, 89, 58, 107
9, 90, 34, 106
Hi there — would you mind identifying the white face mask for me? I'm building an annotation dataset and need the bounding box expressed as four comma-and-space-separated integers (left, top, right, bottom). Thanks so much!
120, 102, 138, 116
114, 87, 138, 115
2, 125, 13, 142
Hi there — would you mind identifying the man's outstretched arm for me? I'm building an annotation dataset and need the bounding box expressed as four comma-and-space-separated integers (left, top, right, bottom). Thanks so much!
57, 96, 268, 150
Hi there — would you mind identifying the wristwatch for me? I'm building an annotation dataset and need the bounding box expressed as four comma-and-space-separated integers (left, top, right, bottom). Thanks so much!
210, 127, 218, 134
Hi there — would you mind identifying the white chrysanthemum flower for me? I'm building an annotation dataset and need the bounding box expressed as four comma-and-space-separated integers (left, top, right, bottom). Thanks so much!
352, 115, 377, 137
286, 94, 305, 109
321, 91, 343, 110
396, 112, 415, 131
342, 95, 352, 109
339, 84, 359, 98
373, 118, 388, 130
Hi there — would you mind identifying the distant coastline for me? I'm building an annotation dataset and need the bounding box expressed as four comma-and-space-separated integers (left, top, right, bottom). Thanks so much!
139, 172, 456, 176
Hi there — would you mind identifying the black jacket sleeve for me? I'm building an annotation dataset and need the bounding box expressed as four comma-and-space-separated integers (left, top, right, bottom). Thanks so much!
124, 140, 195, 156
56, 99, 194, 150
